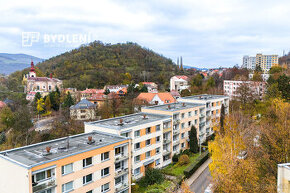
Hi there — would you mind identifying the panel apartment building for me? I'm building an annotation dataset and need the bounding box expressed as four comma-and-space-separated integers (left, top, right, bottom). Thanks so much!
242, 54, 279, 72
141, 102, 205, 149
0, 132, 131, 193
85, 113, 172, 180
178, 95, 229, 142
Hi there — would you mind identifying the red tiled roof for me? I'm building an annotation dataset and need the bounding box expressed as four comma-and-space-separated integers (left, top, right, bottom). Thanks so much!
27, 77, 61, 82
175, 75, 189, 80
136, 93, 176, 104
170, 90, 181, 97
0, 101, 6, 108
80, 89, 104, 94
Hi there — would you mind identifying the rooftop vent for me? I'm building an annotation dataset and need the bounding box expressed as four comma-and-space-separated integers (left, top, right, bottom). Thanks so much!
118, 119, 124, 126
43, 146, 52, 156
99, 139, 103, 142
168, 104, 171, 109
143, 114, 148, 119
182, 103, 186, 107
87, 136, 95, 145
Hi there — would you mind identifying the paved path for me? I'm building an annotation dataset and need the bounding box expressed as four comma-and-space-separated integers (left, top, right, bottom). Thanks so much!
186, 159, 212, 193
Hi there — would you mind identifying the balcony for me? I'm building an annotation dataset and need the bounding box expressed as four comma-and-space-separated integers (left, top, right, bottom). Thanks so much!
199, 122, 205, 127
162, 149, 171, 156
163, 139, 171, 144
33, 179, 56, 193
115, 153, 129, 162
200, 114, 205, 118
173, 140, 180, 145
173, 129, 180, 135
163, 127, 171, 133
115, 182, 129, 193
173, 119, 180, 125
115, 168, 129, 178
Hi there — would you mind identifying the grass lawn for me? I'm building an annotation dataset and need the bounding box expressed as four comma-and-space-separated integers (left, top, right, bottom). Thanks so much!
135, 180, 173, 193
162, 153, 200, 177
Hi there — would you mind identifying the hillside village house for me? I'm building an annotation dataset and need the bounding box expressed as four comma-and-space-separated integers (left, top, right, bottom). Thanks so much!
141, 82, 158, 93
87, 92, 120, 108
170, 75, 189, 92
70, 99, 97, 120
104, 85, 128, 96
135, 93, 176, 106
170, 90, 181, 100
80, 88, 104, 99
24, 61, 62, 101
0, 132, 131, 193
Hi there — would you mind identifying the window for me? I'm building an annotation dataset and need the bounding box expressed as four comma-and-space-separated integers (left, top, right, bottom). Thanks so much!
62, 181, 73, 193
173, 145, 179, 151
195, 119, 197, 124
135, 142, 140, 150
188, 111, 192, 117
195, 110, 198, 115
121, 132, 129, 137
181, 133, 185, 139
43, 85, 46, 89
33, 169, 52, 183
83, 157, 92, 168
48, 85, 52, 90
115, 161, 124, 170
83, 173, 93, 185
86, 191, 93, 193
181, 143, 185, 148
101, 182, 110, 192
62, 163, 73, 175
146, 139, 151, 146
173, 135, 178, 141
188, 121, 191, 127
134, 167, 140, 175
134, 130, 140, 137
81, 115, 86, 119
181, 113, 185, 118
156, 147, 160, 154
115, 175, 124, 185
101, 167, 110, 177
81, 110, 86, 113
135, 155, 140, 163
101, 152, 109, 161
115, 146, 124, 155
156, 136, 160, 143
37, 85, 40, 90
146, 151, 151, 158
146, 127, 151, 134
181, 123, 185, 128
156, 125, 161, 131
155, 159, 160, 166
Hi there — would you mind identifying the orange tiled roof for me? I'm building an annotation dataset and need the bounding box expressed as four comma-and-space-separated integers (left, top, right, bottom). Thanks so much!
0, 101, 6, 108
175, 75, 189, 80
136, 93, 176, 104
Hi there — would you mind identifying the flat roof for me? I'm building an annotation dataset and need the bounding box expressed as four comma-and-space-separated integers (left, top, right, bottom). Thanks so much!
86, 113, 171, 130
143, 102, 204, 112
0, 131, 128, 168
180, 94, 228, 100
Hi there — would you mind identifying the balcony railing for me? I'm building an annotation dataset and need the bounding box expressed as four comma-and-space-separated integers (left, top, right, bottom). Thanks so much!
115, 153, 129, 162
115, 182, 129, 192
115, 168, 129, 178
162, 150, 171, 156
163, 139, 171, 144
199, 122, 205, 127
173, 119, 180, 125
173, 129, 180, 135
33, 179, 56, 193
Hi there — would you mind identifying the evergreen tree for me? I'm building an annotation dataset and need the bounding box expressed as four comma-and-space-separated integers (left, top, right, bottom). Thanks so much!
44, 95, 52, 111
63, 92, 74, 108
189, 125, 198, 153
220, 104, 225, 136
34, 92, 41, 103
180, 56, 184, 71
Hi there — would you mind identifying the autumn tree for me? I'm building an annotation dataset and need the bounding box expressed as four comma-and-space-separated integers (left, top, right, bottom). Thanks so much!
45, 96, 52, 112
0, 106, 14, 131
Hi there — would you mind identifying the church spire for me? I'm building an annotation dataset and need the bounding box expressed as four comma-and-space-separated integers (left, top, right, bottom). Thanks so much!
30, 60, 35, 72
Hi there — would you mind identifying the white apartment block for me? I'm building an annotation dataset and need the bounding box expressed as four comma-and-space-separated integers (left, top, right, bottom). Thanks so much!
223, 80, 267, 100
170, 75, 189, 92
277, 163, 290, 193
141, 102, 205, 147
85, 113, 172, 180
0, 132, 131, 193
178, 95, 229, 142
242, 54, 279, 72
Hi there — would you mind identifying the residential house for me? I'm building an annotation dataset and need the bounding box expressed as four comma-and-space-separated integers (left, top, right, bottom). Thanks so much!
70, 99, 97, 120
141, 82, 158, 93
170, 75, 189, 92
170, 90, 181, 100
135, 93, 176, 106
0, 131, 131, 193
104, 85, 128, 96
277, 163, 290, 193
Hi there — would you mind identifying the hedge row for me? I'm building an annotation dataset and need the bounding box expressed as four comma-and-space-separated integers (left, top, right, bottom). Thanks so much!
183, 150, 209, 178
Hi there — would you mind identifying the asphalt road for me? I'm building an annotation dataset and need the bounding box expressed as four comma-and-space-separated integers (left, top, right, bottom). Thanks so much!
190, 166, 212, 193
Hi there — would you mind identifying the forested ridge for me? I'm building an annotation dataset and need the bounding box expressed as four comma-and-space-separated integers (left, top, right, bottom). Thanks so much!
33, 41, 178, 90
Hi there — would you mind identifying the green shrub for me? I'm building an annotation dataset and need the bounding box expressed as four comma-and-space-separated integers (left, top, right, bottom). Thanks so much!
182, 149, 192, 156
139, 168, 164, 186
172, 153, 179, 163
184, 151, 209, 178
178, 154, 190, 166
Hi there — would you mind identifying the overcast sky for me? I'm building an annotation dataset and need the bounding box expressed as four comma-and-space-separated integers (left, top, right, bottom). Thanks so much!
0, 0, 290, 68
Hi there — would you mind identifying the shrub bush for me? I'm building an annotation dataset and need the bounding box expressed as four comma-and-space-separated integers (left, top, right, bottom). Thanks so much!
172, 153, 179, 163
184, 150, 209, 178
178, 154, 190, 166
139, 168, 164, 186
182, 149, 191, 156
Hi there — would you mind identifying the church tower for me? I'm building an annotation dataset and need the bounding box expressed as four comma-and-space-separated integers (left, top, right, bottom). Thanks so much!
29, 60, 36, 78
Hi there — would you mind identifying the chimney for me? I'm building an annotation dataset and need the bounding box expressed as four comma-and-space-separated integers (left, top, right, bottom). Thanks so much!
143, 114, 147, 119
50, 73, 52, 79
46, 146, 51, 153
118, 119, 124, 126
182, 103, 185, 107
168, 104, 171, 109
88, 136, 92, 142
